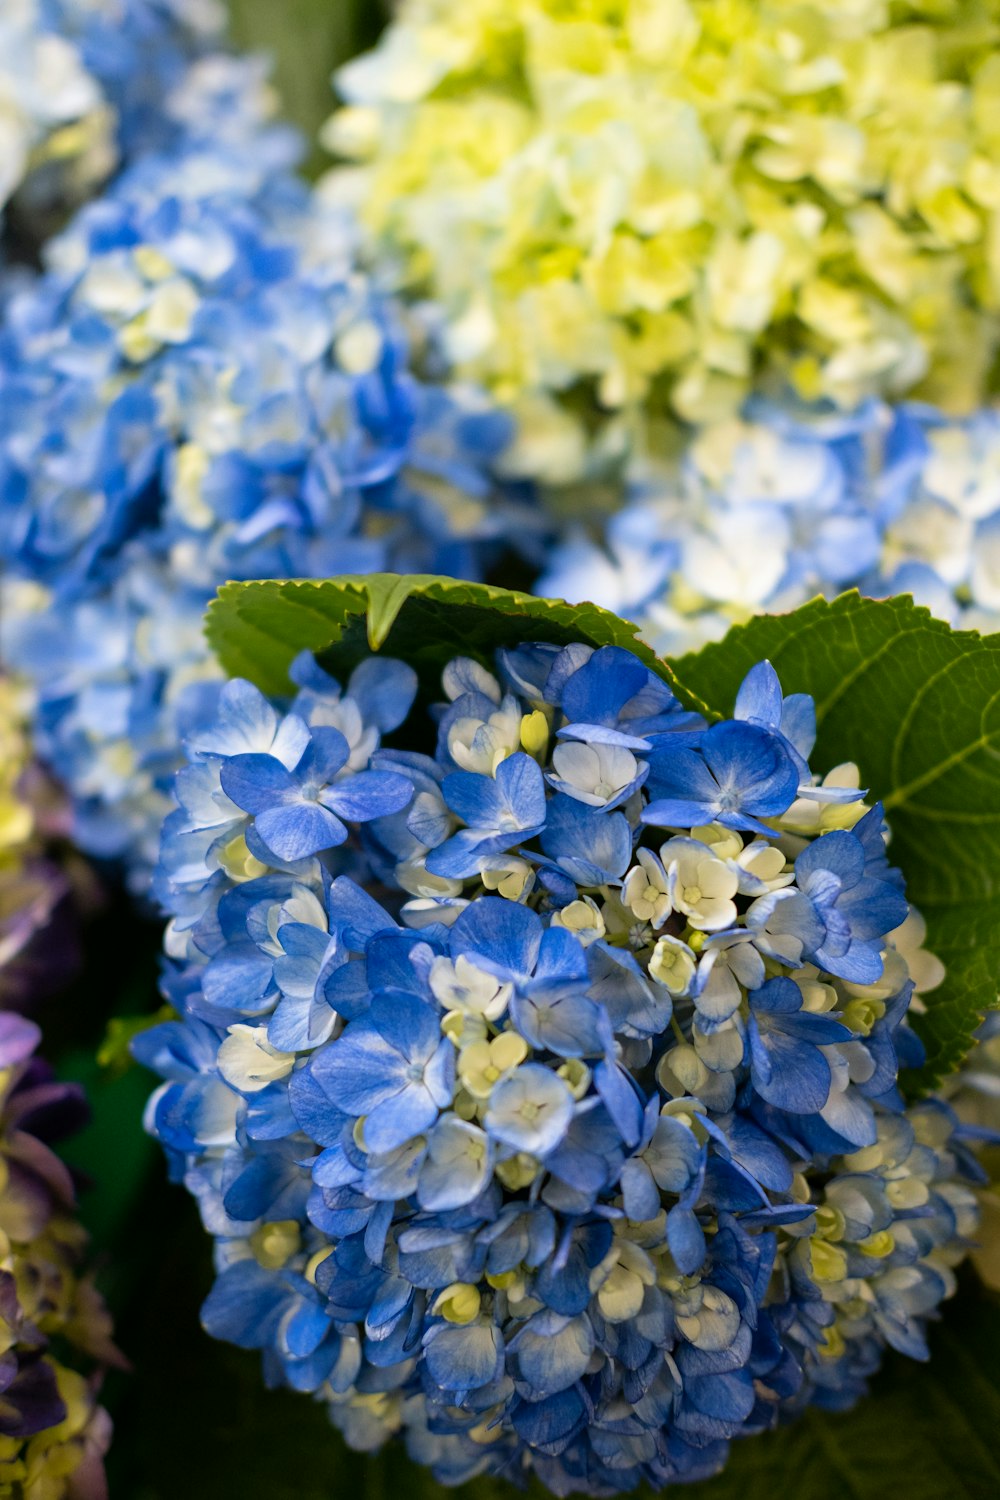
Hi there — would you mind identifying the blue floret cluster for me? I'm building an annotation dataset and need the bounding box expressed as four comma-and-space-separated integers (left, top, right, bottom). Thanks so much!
0, 137, 520, 889
3, 0, 286, 261
45, 0, 287, 165
540, 399, 1000, 656
139, 634, 986, 1494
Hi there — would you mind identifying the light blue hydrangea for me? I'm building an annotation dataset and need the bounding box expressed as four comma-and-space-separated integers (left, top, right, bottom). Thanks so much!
1, 0, 110, 234
138, 638, 989, 1494
540, 400, 1000, 657
46, 1, 281, 156
0, 133, 524, 890
2, 0, 285, 259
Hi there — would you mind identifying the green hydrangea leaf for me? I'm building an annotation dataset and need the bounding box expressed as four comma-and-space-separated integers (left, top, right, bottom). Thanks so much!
205, 573, 707, 712
668, 591, 1000, 1088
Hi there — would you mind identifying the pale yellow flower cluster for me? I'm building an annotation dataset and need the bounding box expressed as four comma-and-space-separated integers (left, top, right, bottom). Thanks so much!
0, 680, 34, 867
325, 0, 1000, 479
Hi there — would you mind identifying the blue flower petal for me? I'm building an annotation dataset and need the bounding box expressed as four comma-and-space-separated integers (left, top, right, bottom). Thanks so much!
322, 769, 413, 822
509, 1310, 594, 1397
255, 801, 347, 862
220, 754, 299, 815
423, 1322, 503, 1392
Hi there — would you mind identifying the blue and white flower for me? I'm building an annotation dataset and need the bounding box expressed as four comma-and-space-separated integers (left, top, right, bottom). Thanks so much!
2, 0, 283, 260
540, 400, 1000, 654
0, 130, 523, 891
139, 635, 987, 1494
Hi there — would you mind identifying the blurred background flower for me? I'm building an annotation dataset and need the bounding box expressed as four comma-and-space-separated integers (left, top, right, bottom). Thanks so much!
324, 0, 1000, 484
0, 0, 112, 256
0, 683, 121, 1499
947, 1013, 1000, 1293
0, 678, 98, 1012
1, 0, 289, 266
0, 1013, 122, 1500
540, 398, 1000, 655
0, 63, 527, 894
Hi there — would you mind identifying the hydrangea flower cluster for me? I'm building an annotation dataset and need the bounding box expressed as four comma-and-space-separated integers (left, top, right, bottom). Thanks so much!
0, 131, 522, 891
140, 636, 986, 1493
46, 0, 281, 161
325, 0, 1000, 480
0, 0, 110, 241
0, 686, 120, 1497
1, 0, 283, 260
0, 1012, 122, 1499
540, 398, 1000, 656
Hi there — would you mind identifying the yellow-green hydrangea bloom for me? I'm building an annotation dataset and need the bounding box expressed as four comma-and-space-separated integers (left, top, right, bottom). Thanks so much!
325, 0, 1000, 479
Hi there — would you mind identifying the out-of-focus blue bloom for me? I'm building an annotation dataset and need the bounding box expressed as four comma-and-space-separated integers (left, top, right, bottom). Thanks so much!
48, 1, 290, 163
0, 127, 525, 893
140, 638, 985, 1495
3, 0, 287, 260
1, 0, 112, 248
539, 399, 1000, 655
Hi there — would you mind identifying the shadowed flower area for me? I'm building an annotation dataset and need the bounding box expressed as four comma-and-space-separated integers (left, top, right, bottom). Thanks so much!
0, 1015, 124, 1498
138, 638, 990, 1494
0, 682, 123, 1498
0, 680, 90, 1012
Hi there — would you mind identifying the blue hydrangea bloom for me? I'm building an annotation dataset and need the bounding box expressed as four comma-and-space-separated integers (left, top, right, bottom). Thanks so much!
0, 136, 524, 891
2, 0, 286, 261
539, 399, 1000, 655
46, 0, 287, 163
140, 640, 987, 1494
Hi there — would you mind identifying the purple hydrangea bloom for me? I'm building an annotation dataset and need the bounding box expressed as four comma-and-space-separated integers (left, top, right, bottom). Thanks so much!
0, 1013, 123, 1492
0, 682, 121, 1492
